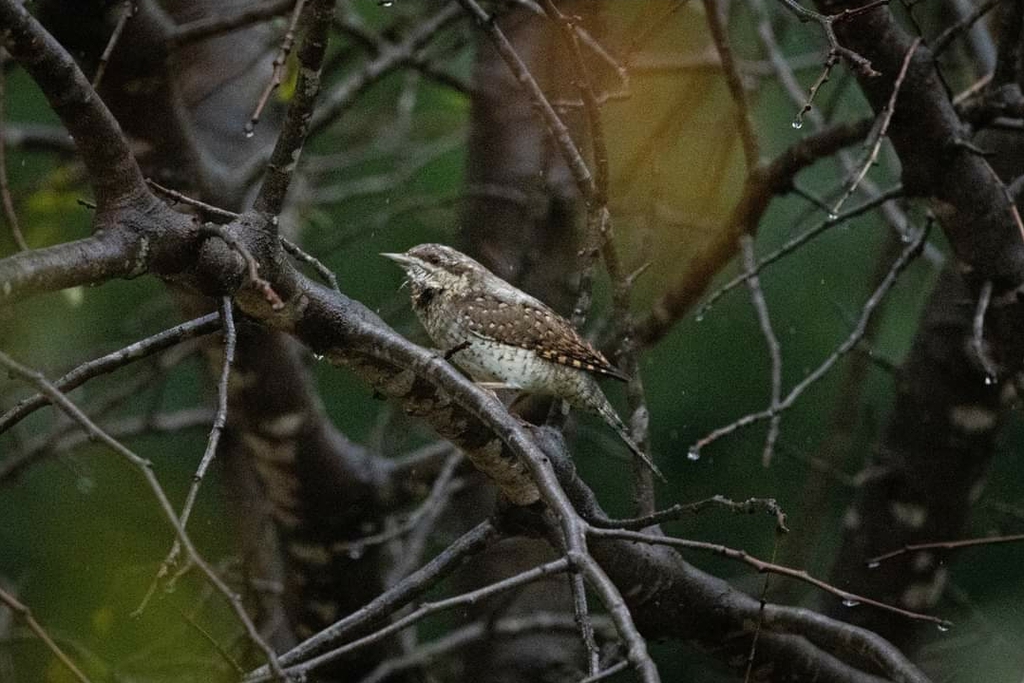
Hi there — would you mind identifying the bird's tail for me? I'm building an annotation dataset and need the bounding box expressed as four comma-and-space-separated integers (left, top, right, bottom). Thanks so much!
593, 396, 667, 483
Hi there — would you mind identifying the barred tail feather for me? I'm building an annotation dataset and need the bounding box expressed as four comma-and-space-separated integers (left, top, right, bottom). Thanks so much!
595, 398, 667, 483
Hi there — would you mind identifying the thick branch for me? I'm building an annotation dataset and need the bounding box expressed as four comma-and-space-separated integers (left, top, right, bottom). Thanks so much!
253, 0, 334, 217
820, 0, 1024, 282
0, 230, 146, 305
0, 0, 149, 209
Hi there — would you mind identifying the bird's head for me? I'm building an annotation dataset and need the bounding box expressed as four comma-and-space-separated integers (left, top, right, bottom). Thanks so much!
381, 243, 485, 298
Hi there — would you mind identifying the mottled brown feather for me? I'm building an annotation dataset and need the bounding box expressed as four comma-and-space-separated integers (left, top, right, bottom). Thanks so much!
455, 293, 629, 382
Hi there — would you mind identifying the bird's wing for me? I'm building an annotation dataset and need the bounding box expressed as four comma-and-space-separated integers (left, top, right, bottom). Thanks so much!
456, 287, 630, 382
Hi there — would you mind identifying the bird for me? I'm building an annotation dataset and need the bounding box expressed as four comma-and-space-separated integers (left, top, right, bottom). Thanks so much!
382, 243, 664, 481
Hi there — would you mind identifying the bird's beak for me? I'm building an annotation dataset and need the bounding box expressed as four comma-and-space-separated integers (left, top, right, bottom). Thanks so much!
381, 252, 414, 268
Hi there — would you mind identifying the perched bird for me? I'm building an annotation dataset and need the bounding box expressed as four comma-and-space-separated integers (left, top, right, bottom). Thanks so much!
383, 243, 664, 481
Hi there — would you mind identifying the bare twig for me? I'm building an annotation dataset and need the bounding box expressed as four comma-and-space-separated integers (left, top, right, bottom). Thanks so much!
251, 521, 498, 676
147, 180, 340, 292
457, 0, 595, 198
589, 495, 789, 533
774, 0, 885, 76
740, 235, 783, 466
569, 570, 600, 676
245, 0, 307, 137
580, 660, 630, 683
743, 539, 779, 682
1, 407, 215, 488
698, 186, 903, 318
866, 532, 1024, 567
0, 351, 286, 679
174, 604, 246, 675
0, 586, 92, 683
703, 0, 759, 167
385, 452, 464, 582
690, 220, 929, 457
971, 279, 999, 381
91, 1, 136, 90
246, 559, 573, 681
753, 0, 928, 258
793, 53, 839, 129
356, 613, 611, 683
830, 38, 919, 216
134, 298, 237, 614
932, 0, 1004, 56
197, 223, 284, 309
168, 0, 296, 47
0, 51, 28, 250
280, 236, 339, 291
147, 178, 238, 222
307, 2, 464, 140
0, 312, 220, 434
588, 526, 952, 629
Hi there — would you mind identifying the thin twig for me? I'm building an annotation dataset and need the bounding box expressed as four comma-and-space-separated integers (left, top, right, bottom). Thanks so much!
2, 408, 214, 487
0, 312, 221, 435
579, 660, 629, 683
255, 521, 498, 675
174, 604, 246, 675
134, 298, 237, 615
540, 1, 655, 507
588, 494, 789, 533
588, 526, 952, 629
698, 186, 903, 317
92, 1, 136, 90
147, 178, 238, 221
774, 0, 884, 77
831, 38, 920, 216
0, 50, 28, 250
569, 570, 600, 676
385, 452, 464, 582
245, 0, 307, 136
690, 220, 930, 457
753, 0, 928, 259
0, 586, 93, 683
740, 235, 783, 466
793, 53, 838, 129
248, 559, 572, 681
356, 613, 611, 683
306, 3, 464, 141
148, 180, 340, 292
971, 279, 999, 382
0, 351, 286, 679
168, 0, 296, 47
457, 0, 595, 198
932, 0, 1004, 56
866, 532, 1024, 567
703, 0, 759, 167
197, 223, 284, 310
280, 237, 339, 291
743, 538, 779, 682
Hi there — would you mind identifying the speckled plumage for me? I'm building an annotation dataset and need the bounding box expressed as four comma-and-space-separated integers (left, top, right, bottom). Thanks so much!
383, 243, 664, 480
